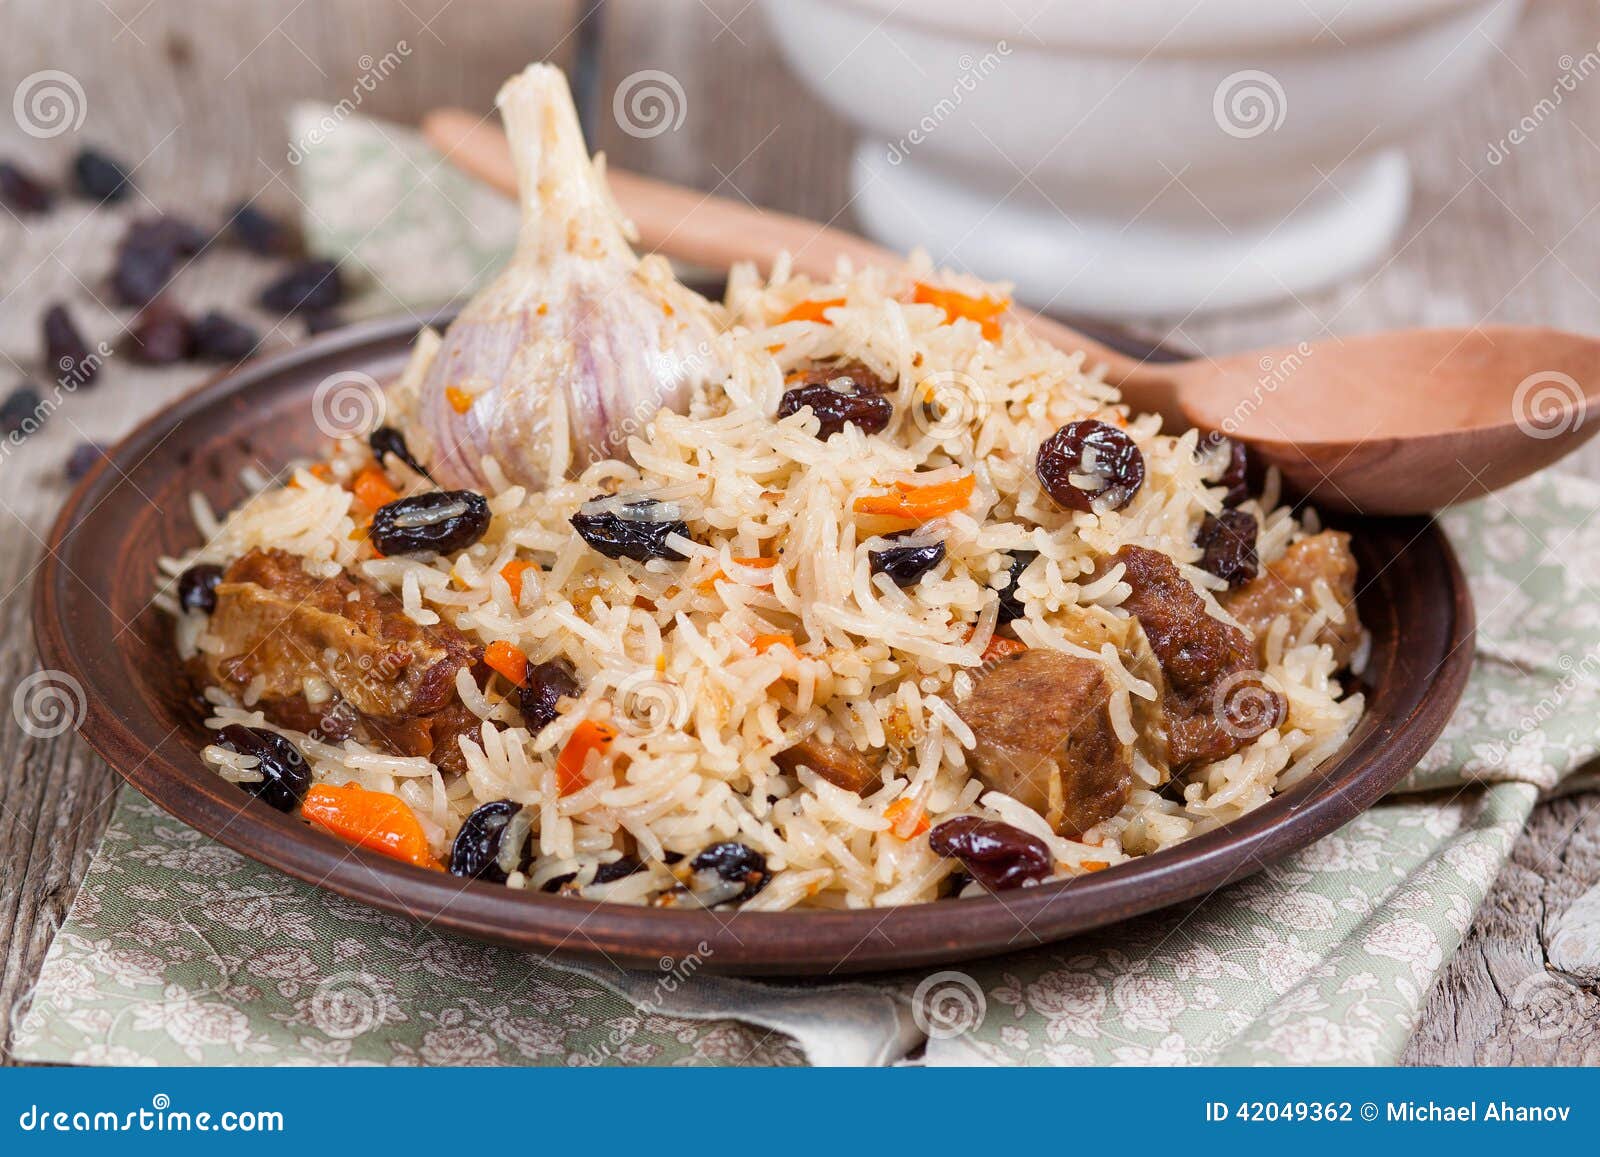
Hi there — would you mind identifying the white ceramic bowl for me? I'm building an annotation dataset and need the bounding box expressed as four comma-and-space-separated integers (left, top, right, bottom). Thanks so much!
763, 0, 1523, 317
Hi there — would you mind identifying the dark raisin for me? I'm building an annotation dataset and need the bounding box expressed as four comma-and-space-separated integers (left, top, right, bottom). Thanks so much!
540, 873, 576, 893
869, 533, 945, 587
228, 201, 301, 257
777, 362, 894, 439
571, 498, 691, 562
369, 425, 430, 479
72, 148, 131, 201
517, 658, 579, 734
927, 816, 1052, 892
1, 383, 43, 437
125, 301, 193, 364
995, 549, 1038, 624
369, 489, 490, 556
593, 856, 644, 884
66, 440, 107, 481
1036, 419, 1145, 512
0, 161, 52, 213
449, 799, 525, 883
1195, 509, 1259, 587
214, 724, 312, 813
43, 304, 96, 388
1200, 432, 1250, 507
259, 259, 343, 314
177, 563, 224, 614
190, 311, 260, 362
111, 241, 174, 307
689, 841, 770, 904
303, 309, 346, 336
125, 214, 210, 257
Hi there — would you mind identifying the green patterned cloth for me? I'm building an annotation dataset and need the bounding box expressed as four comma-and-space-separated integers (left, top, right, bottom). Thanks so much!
14, 109, 1599, 1067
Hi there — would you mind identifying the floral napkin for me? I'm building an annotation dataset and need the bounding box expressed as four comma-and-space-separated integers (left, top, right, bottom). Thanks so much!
14, 109, 1600, 1067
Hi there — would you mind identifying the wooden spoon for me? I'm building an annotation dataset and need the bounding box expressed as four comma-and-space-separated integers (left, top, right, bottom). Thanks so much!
423, 108, 1600, 514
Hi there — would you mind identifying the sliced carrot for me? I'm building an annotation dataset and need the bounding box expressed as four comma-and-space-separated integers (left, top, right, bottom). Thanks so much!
556, 719, 617, 796
301, 783, 440, 870
698, 556, 778, 592
484, 640, 529, 687
778, 297, 846, 326
913, 282, 1009, 341
766, 343, 785, 354
884, 797, 931, 839
1082, 860, 1109, 872
500, 559, 536, 604
352, 466, 399, 512
753, 632, 797, 654
445, 385, 474, 414
852, 474, 975, 521
980, 636, 1028, 664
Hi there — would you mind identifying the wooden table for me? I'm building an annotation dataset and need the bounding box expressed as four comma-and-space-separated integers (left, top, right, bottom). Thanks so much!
2, 0, 1598, 1064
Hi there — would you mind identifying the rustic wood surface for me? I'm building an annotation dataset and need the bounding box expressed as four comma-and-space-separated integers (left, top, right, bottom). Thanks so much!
1, 0, 1598, 1064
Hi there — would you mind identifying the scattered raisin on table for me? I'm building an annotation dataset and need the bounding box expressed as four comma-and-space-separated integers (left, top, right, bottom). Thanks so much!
1, 383, 43, 437
66, 440, 107, 481
777, 361, 894, 439
125, 301, 193, 365
928, 815, 1053, 892
43, 303, 96, 388
369, 489, 491, 556
228, 201, 301, 257
191, 311, 260, 362
0, 161, 53, 214
72, 148, 132, 201
1036, 418, 1145, 513
259, 259, 343, 314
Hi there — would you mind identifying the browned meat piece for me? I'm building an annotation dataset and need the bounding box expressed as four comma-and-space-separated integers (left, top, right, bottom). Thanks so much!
365, 700, 482, 776
775, 733, 883, 795
1222, 530, 1362, 668
204, 548, 479, 720
954, 648, 1133, 837
1114, 545, 1286, 767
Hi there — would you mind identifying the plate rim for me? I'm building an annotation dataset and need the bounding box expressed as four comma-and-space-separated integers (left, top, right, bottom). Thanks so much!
33, 313, 1476, 977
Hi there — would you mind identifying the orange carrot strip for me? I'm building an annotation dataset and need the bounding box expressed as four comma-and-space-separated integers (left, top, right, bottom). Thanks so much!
884, 797, 931, 839
1082, 861, 1109, 872
913, 282, 1009, 341
352, 466, 399, 512
484, 640, 529, 687
445, 385, 474, 414
698, 556, 778, 592
852, 474, 975, 521
753, 632, 796, 654
556, 719, 617, 796
301, 783, 440, 870
980, 636, 1028, 664
778, 297, 846, 325
500, 559, 536, 604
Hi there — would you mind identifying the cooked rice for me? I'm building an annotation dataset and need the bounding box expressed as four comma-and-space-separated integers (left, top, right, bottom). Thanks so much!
163, 253, 1363, 909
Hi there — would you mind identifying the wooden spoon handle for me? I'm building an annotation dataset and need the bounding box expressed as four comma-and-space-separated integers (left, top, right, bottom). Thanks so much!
420, 108, 1162, 392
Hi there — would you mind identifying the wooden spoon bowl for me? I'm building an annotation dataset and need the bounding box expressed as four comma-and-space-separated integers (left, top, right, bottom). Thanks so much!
423, 108, 1600, 514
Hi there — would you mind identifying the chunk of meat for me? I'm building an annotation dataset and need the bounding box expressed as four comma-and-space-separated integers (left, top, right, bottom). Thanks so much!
1113, 545, 1286, 767
204, 548, 479, 719
1222, 530, 1362, 668
198, 548, 484, 772
775, 733, 882, 795
954, 648, 1133, 838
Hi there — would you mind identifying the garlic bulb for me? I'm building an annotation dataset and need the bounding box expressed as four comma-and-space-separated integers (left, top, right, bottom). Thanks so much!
412, 64, 723, 490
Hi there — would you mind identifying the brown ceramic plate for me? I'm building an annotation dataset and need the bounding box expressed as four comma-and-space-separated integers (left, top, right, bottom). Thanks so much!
34, 311, 1474, 976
